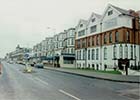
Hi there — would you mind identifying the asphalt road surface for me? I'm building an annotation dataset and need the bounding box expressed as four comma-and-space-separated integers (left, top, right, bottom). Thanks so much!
0, 61, 139, 100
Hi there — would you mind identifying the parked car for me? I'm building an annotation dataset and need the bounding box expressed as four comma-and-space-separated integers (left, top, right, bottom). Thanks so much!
34, 63, 44, 68
30, 62, 36, 67
16, 61, 25, 65
8, 60, 14, 64
30, 63, 34, 67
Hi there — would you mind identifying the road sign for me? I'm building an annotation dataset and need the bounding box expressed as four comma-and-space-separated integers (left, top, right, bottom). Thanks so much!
24, 53, 29, 59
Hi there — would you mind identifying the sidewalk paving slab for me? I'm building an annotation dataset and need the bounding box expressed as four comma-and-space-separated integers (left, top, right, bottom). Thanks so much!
44, 67, 140, 84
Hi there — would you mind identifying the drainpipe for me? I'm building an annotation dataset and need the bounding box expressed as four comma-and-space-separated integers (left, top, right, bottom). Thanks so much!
85, 47, 87, 68
139, 20, 140, 66
138, 19, 140, 69
100, 22, 103, 70
85, 28, 88, 68
132, 17, 137, 70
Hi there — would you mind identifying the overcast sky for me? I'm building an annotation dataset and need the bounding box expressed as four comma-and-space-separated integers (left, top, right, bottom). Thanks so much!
0, 0, 139, 58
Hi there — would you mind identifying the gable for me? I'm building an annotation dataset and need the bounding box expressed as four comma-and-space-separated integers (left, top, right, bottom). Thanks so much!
76, 19, 87, 30
101, 4, 122, 22
87, 13, 102, 26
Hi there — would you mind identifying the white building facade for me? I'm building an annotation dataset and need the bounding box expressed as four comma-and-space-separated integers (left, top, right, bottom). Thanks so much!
61, 28, 75, 54
75, 4, 140, 70
32, 29, 76, 67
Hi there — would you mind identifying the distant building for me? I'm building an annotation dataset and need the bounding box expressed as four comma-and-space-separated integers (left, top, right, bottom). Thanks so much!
32, 28, 76, 68
63, 28, 75, 54
54, 32, 66, 55
7, 45, 32, 63
59, 28, 76, 68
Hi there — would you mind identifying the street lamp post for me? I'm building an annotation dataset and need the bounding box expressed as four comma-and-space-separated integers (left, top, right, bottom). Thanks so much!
46, 27, 56, 67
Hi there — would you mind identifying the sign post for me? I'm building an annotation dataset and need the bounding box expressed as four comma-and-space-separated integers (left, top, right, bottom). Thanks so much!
24, 53, 32, 73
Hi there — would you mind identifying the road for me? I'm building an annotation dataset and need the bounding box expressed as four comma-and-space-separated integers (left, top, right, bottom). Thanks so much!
0, 61, 139, 100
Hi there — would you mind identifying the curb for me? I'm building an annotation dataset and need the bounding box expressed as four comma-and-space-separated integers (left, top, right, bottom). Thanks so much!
0, 63, 2, 75
45, 67, 140, 84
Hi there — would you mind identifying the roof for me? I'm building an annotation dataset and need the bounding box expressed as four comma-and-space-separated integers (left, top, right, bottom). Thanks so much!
92, 12, 102, 18
110, 4, 139, 18
101, 4, 138, 21
67, 28, 75, 31
110, 4, 130, 15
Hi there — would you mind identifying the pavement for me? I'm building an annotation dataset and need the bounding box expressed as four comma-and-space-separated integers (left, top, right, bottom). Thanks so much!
44, 66, 140, 83
128, 69, 140, 75
0, 63, 2, 74
0, 61, 140, 100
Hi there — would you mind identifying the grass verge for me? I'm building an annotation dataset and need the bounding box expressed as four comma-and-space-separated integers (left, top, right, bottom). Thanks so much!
62, 67, 122, 75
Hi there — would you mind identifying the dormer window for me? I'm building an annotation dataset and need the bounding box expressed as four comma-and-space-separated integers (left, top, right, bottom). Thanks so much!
92, 18, 95, 23
80, 24, 83, 28
108, 10, 113, 16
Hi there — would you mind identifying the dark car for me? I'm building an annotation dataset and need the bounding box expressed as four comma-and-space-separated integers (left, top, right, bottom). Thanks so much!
34, 63, 44, 68
30, 62, 36, 67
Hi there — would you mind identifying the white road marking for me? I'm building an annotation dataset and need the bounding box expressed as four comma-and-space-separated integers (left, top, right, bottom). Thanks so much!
59, 89, 81, 100
34, 77, 49, 86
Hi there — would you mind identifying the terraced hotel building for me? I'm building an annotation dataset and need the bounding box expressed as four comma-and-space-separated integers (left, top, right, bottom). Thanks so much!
75, 4, 140, 70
